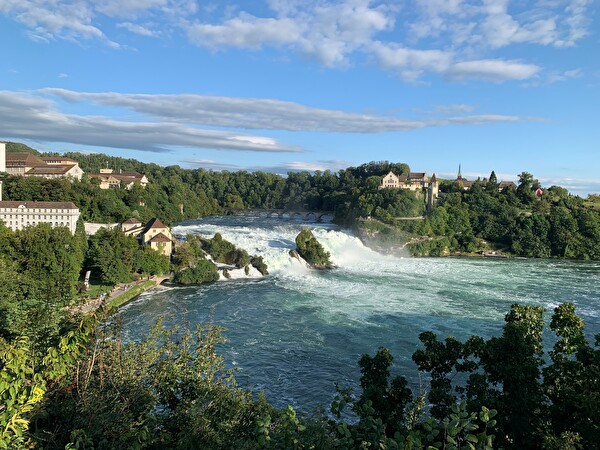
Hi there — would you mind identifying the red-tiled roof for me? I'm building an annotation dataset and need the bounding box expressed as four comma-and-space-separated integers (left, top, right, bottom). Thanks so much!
26, 165, 75, 175
88, 171, 146, 183
123, 217, 142, 224
5, 152, 45, 167
145, 218, 168, 229
148, 232, 171, 243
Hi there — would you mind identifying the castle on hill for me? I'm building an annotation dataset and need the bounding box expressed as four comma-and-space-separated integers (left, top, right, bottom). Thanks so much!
379, 171, 439, 207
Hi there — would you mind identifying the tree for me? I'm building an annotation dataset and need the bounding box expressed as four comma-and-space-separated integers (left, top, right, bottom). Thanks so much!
543, 303, 600, 446
137, 246, 170, 275
173, 260, 219, 284
356, 347, 413, 436
86, 227, 139, 285
517, 172, 537, 205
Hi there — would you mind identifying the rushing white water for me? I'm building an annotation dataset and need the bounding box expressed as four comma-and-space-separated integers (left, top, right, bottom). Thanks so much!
120, 216, 600, 413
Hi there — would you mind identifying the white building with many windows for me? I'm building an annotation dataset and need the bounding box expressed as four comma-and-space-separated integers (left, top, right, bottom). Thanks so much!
0, 144, 81, 234
0, 201, 81, 234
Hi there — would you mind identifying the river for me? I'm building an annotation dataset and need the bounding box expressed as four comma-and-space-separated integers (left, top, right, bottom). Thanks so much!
119, 215, 600, 413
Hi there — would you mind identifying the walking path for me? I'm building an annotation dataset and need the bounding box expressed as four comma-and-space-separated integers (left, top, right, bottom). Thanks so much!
72, 275, 170, 314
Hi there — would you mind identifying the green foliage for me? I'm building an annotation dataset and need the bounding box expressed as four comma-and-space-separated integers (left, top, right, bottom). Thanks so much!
173, 235, 220, 284
86, 227, 139, 285
108, 280, 157, 309
174, 260, 219, 284
0, 316, 95, 448
5, 141, 42, 155
137, 246, 171, 276
356, 347, 413, 436
295, 229, 333, 269
2, 301, 600, 449
172, 234, 205, 270
408, 170, 600, 259
206, 233, 251, 268
2, 154, 427, 227
4, 150, 598, 260
0, 224, 85, 349
251, 256, 269, 276
411, 303, 600, 449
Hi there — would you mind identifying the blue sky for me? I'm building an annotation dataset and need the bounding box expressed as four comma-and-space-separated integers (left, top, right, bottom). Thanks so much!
0, 0, 598, 196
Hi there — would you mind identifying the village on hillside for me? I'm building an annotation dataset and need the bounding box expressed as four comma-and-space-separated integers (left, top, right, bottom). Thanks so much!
0, 141, 532, 262
0, 142, 172, 258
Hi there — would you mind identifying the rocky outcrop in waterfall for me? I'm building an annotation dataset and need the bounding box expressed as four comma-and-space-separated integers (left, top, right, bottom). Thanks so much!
294, 229, 334, 269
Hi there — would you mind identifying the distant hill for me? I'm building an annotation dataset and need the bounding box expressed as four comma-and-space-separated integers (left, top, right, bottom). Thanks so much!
5, 142, 42, 156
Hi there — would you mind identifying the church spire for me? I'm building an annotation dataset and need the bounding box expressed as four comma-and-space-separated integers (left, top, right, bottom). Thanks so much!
457, 163, 462, 181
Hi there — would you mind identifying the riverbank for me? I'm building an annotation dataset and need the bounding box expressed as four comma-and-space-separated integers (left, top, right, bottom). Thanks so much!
354, 218, 512, 258
73, 276, 170, 314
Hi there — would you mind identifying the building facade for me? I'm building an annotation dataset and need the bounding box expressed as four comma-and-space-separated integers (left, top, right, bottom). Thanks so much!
89, 168, 149, 189
0, 201, 81, 234
5, 152, 84, 180
0, 144, 81, 233
121, 217, 173, 256
379, 171, 439, 207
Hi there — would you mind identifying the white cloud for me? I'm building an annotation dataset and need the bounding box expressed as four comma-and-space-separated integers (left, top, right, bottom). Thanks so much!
0, 91, 301, 153
369, 41, 453, 81
556, 0, 592, 47
183, 158, 352, 174
95, 0, 169, 19
446, 59, 541, 82
186, 15, 302, 50
407, 0, 590, 51
283, 160, 351, 172
432, 104, 476, 114
0, 0, 120, 47
477, 0, 558, 48
186, 0, 395, 67
0, 0, 593, 82
116, 22, 159, 37
183, 159, 243, 171
547, 68, 583, 83
42, 88, 534, 132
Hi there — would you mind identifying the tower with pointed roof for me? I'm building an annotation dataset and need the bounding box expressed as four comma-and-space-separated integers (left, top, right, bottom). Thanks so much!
427, 173, 439, 208
457, 164, 463, 181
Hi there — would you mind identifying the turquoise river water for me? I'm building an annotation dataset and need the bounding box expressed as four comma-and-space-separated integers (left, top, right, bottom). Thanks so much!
119, 216, 600, 413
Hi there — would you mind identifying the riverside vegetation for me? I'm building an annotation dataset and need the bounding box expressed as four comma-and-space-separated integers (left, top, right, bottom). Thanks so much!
2, 258, 599, 449
1, 143, 600, 448
173, 233, 269, 284
3, 143, 599, 260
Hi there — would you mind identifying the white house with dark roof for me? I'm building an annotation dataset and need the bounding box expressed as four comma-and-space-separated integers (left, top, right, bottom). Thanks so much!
89, 168, 149, 189
121, 217, 173, 256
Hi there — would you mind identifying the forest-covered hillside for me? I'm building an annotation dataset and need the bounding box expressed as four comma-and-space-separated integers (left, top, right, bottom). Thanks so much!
2, 147, 599, 259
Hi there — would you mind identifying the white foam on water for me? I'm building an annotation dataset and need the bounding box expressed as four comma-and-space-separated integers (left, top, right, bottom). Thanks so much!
172, 218, 600, 327
126, 216, 600, 414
